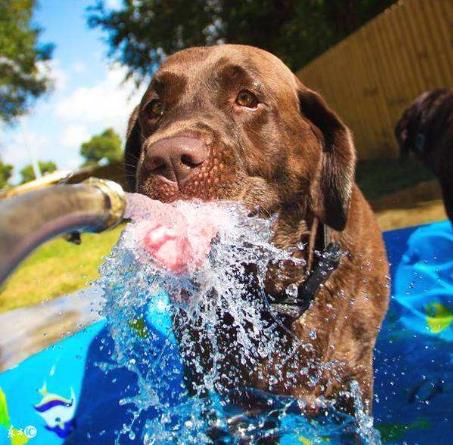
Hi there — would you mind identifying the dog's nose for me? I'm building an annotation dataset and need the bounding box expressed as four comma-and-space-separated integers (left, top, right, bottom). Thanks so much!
145, 136, 208, 183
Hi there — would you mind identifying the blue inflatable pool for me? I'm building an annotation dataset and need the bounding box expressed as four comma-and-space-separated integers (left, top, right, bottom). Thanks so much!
0, 221, 452, 444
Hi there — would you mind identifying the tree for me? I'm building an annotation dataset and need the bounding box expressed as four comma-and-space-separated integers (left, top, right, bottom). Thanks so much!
20, 160, 56, 184
0, 158, 13, 189
80, 128, 123, 167
0, 0, 54, 124
87, 0, 396, 80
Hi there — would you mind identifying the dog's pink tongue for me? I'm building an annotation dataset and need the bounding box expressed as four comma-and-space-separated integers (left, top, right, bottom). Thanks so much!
139, 212, 216, 276
144, 222, 217, 274
125, 193, 219, 275
144, 226, 188, 274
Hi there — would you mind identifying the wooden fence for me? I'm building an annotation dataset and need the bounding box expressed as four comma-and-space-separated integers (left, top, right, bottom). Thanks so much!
296, 0, 453, 159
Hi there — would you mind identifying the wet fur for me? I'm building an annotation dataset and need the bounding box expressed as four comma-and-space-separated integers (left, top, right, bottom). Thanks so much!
125, 45, 389, 414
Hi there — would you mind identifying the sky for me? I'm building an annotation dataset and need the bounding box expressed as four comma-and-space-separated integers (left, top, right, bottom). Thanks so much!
0, 0, 147, 183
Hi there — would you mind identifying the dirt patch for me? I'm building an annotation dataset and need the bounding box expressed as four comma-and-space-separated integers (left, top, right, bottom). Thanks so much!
371, 180, 447, 230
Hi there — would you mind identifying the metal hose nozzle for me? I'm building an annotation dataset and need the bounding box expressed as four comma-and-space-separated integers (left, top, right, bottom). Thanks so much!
0, 178, 126, 285
82, 177, 126, 230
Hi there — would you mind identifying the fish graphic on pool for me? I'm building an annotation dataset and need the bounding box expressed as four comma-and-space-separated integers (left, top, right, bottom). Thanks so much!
34, 383, 76, 439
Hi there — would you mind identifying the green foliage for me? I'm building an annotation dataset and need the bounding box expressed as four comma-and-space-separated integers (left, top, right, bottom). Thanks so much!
88, 0, 396, 79
0, 158, 13, 189
80, 127, 123, 167
19, 159, 57, 184
0, 0, 54, 123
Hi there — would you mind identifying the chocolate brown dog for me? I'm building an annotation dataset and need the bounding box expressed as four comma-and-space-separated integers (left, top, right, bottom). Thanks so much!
395, 88, 453, 223
125, 45, 389, 415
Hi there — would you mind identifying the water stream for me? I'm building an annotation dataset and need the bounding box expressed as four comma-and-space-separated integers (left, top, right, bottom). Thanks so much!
92, 193, 379, 444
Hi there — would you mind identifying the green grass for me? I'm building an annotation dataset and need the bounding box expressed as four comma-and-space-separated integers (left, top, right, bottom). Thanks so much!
0, 225, 123, 313
356, 157, 434, 202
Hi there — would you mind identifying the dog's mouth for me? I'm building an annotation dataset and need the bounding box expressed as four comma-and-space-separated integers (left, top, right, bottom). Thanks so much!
137, 175, 282, 224
137, 170, 232, 203
137, 168, 283, 223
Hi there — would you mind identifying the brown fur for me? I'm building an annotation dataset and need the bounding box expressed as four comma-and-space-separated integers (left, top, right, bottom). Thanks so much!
125, 44, 389, 414
395, 88, 453, 223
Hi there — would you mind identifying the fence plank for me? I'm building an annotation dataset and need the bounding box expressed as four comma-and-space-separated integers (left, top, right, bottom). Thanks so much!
296, 0, 453, 159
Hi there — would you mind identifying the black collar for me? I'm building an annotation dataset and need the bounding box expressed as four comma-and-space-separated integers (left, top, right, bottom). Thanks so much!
267, 220, 344, 319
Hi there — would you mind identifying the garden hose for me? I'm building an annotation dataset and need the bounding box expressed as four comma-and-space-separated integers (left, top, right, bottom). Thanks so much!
0, 178, 126, 286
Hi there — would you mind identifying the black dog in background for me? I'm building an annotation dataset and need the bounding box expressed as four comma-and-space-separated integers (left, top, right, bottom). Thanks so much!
395, 88, 453, 223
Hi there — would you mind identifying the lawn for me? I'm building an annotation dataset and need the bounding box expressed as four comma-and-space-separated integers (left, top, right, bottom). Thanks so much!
355, 157, 433, 201
0, 225, 123, 313
0, 157, 438, 313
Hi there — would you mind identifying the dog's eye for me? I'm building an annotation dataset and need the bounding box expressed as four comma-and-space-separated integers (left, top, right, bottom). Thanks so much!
236, 90, 258, 109
144, 99, 163, 119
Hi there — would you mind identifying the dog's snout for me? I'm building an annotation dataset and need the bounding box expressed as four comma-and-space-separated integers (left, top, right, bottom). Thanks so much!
145, 136, 208, 183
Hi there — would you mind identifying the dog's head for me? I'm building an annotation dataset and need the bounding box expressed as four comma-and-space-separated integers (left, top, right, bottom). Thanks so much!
126, 44, 355, 232
395, 88, 451, 159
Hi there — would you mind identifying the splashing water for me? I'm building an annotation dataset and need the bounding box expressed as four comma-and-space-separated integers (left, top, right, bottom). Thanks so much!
92, 193, 381, 444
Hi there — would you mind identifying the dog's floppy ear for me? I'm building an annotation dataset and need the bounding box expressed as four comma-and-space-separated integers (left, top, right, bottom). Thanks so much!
124, 106, 142, 192
297, 83, 356, 231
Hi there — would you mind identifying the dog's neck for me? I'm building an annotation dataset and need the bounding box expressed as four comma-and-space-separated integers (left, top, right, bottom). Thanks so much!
267, 214, 343, 319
